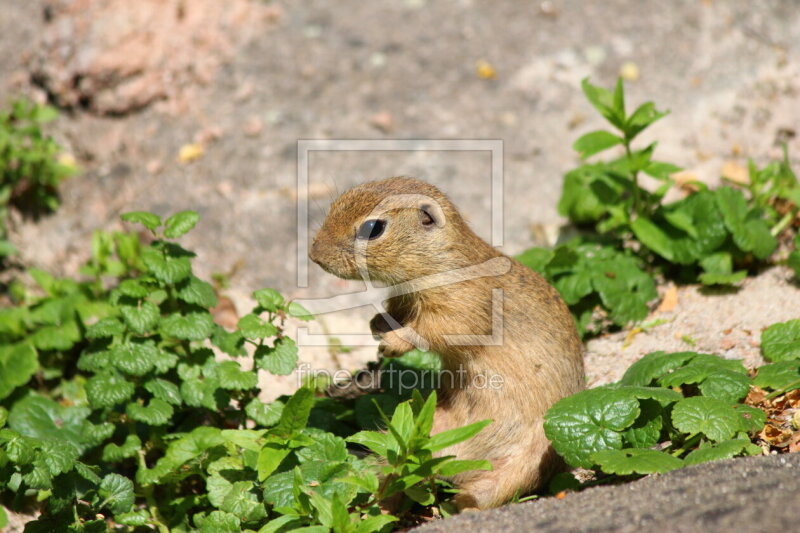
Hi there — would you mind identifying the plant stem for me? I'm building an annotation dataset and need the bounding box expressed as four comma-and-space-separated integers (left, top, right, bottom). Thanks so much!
136, 450, 170, 533
765, 378, 800, 400
770, 211, 795, 237
670, 432, 701, 458
624, 138, 642, 218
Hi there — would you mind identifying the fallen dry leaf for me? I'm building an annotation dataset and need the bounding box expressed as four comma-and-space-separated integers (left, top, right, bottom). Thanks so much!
476, 59, 497, 80
721, 161, 749, 185
369, 111, 394, 133
619, 61, 640, 81
657, 285, 679, 312
178, 143, 204, 163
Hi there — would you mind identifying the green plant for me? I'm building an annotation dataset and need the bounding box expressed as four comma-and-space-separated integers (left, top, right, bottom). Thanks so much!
519, 78, 799, 338
0, 210, 491, 532
543, 320, 800, 484
0, 99, 76, 257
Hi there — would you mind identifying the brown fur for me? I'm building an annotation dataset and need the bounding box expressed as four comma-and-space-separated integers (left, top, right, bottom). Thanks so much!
310, 177, 584, 509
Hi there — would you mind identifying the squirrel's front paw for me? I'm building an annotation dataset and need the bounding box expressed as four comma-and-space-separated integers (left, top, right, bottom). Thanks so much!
377, 328, 415, 358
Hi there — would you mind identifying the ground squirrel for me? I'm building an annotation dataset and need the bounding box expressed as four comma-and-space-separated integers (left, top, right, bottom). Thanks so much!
309, 177, 584, 509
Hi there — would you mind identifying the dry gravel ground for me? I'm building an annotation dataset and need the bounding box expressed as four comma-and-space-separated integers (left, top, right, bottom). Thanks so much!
1, 0, 800, 528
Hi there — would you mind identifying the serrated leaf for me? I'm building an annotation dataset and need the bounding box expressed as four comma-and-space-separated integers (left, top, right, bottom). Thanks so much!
246, 399, 284, 427
177, 276, 218, 307
698, 370, 751, 402
112, 340, 159, 376
99, 473, 135, 515
161, 311, 214, 340
217, 361, 258, 390
141, 247, 192, 284
119, 299, 160, 334
573, 130, 623, 159
115, 510, 149, 526
753, 361, 800, 391
212, 326, 246, 357
86, 372, 135, 408
715, 187, 776, 259
733, 404, 766, 433
164, 210, 200, 238
200, 511, 242, 533
8, 395, 94, 454
761, 319, 800, 362
219, 481, 267, 523
144, 378, 182, 405
287, 301, 313, 321
253, 288, 285, 312
126, 398, 173, 425
671, 397, 741, 442
102, 434, 142, 462
237, 314, 278, 340
544, 386, 641, 468
86, 317, 126, 339
621, 399, 663, 449
296, 432, 349, 463
684, 438, 757, 466
121, 211, 161, 232
255, 338, 298, 376
591, 448, 683, 475
31, 321, 81, 351
272, 388, 314, 438
39, 440, 79, 476
0, 342, 38, 400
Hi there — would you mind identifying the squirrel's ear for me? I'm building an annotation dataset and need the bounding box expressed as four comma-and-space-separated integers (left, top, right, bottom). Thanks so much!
419, 202, 445, 228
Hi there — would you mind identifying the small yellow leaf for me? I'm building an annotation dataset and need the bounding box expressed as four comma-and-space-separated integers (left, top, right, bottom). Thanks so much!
58, 153, 78, 170
619, 61, 640, 81
476, 60, 496, 80
178, 143, 204, 163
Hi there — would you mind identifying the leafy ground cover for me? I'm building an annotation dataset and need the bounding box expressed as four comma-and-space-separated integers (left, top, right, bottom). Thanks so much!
1, 80, 799, 530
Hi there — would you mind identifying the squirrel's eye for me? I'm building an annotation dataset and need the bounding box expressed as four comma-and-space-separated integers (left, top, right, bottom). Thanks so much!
357, 219, 386, 240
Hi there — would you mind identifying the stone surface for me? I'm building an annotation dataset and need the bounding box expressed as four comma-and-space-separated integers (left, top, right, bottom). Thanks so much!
415, 453, 800, 533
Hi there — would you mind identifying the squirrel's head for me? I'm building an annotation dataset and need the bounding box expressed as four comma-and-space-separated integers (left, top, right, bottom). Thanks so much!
310, 177, 465, 284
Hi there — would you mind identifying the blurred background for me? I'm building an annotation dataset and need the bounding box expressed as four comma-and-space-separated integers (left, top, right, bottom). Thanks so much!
2, 0, 799, 391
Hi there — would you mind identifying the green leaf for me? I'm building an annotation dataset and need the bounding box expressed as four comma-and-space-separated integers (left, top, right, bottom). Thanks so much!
573, 130, 623, 159
0, 343, 38, 400
221, 481, 267, 523
161, 311, 214, 340
212, 326, 246, 357
246, 398, 284, 427
141, 247, 192, 284
287, 301, 313, 321
698, 370, 751, 402
581, 78, 625, 130
143, 378, 182, 405
753, 361, 800, 391
238, 314, 278, 340
102, 434, 142, 462
199, 511, 241, 533
177, 276, 218, 308
544, 386, 641, 468
257, 443, 291, 481
296, 432, 349, 463
217, 361, 258, 390
437, 459, 492, 477
126, 398, 173, 425
115, 510, 149, 526
734, 404, 766, 433
761, 319, 800, 362
516, 247, 554, 273
86, 317, 126, 339
699, 271, 747, 286
347, 430, 392, 457
31, 321, 81, 351
625, 101, 667, 138
683, 438, 757, 466
119, 299, 160, 334
621, 399, 663, 449
253, 288, 285, 312
39, 440, 79, 475
272, 387, 314, 438
8, 395, 95, 454
99, 473, 135, 515
426, 419, 492, 453
619, 351, 697, 386
631, 217, 676, 262
715, 187, 776, 259
671, 397, 742, 442
164, 210, 200, 238
121, 211, 161, 232
86, 372, 136, 408
591, 448, 683, 475
256, 338, 298, 376
112, 340, 159, 376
